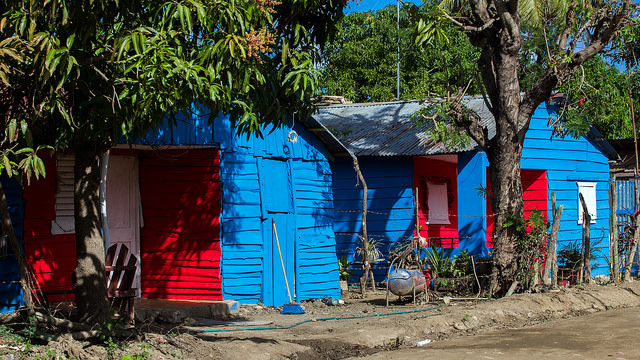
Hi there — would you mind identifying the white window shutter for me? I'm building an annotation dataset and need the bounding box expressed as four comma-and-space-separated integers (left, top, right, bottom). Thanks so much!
577, 182, 597, 224
51, 155, 75, 234
427, 182, 450, 225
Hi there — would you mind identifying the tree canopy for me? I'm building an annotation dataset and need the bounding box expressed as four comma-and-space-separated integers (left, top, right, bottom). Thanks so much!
318, 4, 479, 102
0, 0, 347, 322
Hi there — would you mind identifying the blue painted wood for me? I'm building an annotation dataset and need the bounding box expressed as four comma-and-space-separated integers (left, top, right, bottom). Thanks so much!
331, 157, 414, 281
0, 176, 25, 313
463, 103, 614, 276
217, 115, 340, 305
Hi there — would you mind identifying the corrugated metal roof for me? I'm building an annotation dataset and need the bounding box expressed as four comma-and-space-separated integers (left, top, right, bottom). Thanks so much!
312, 96, 496, 157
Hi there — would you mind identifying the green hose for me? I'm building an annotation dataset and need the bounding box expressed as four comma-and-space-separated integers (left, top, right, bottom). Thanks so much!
189, 303, 440, 334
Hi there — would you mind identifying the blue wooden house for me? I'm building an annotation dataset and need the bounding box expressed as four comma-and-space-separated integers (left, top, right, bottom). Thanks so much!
314, 96, 617, 280
3, 112, 344, 313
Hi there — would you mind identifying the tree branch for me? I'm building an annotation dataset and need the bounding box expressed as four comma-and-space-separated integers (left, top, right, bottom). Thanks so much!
442, 11, 496, 33
556, 1, 576, 52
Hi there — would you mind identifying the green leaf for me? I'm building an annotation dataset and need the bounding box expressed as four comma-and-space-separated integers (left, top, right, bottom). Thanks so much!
66, 34, 75, 49
7, 119, 17, 142
2, 155, 11, 176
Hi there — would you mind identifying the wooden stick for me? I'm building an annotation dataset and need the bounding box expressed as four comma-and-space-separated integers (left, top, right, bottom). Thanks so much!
272, 219, 293, 303
609, 179, 619, 282
579, 193, 591, 284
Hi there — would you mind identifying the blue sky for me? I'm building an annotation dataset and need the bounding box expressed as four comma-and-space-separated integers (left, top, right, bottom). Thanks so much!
347, 0, 414, 13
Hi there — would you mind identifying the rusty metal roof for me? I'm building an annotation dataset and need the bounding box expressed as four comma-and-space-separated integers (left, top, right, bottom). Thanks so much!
312, 96, 495, 157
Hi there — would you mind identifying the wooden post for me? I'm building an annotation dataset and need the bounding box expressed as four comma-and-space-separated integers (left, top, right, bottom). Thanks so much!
579, 193, 591, 284
544, 192, 563, 287
609, 179, 619, 282
353, 157, 374, 292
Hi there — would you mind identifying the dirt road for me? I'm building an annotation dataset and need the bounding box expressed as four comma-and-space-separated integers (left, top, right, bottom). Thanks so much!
357, 305, 640, 359
7, 282, 640, 359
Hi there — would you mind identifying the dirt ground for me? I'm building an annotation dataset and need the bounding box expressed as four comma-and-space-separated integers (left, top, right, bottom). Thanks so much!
4, 281, 640, 360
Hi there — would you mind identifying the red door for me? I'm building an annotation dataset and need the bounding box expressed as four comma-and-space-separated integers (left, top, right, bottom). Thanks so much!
139, 149, 222, 300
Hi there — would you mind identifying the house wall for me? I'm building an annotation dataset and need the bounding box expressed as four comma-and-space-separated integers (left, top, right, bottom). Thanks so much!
21, 112, 340, 306
458, 102, 611, 275
0, 177, 25, 313
413, 156, 459, 248
332, 156, 415, 281
23, 155, 76, 298
214, 117, 340, 305
522, 103, 611, 276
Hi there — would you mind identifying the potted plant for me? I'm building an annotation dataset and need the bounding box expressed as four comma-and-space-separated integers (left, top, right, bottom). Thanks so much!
338, 256, 353, 291
354, 237, 384, 264
557, 242, 581, 286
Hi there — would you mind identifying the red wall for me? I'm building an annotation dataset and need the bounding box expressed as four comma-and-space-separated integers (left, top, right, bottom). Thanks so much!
23, 155, 76, 299
486, 169, 548, 247
139, 149, 222, 300
413, 157, 459, 248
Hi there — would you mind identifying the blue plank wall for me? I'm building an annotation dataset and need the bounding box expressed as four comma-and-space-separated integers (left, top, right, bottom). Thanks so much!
138, 111, 340, 305
332, 156, 415, 281
0, 177, 25, 313
214, 116, 340, 306
458, 102, 611, 276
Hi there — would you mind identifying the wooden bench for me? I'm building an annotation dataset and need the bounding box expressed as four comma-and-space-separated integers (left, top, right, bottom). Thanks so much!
40, 243, 138, 322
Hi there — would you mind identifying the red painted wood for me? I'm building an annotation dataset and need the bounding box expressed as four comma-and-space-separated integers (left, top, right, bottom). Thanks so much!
413, 157, 459, 248
486, 169, 548, 247
139, 149, 222, 300
23, 153, 79, 293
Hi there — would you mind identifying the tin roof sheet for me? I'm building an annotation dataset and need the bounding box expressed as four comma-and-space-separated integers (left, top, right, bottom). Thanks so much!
312, 96, 495, 157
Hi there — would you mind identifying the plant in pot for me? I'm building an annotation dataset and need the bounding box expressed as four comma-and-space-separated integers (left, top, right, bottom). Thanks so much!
354, 237, 384, 291
557, 242, 581, 286
338, 256, 353, 292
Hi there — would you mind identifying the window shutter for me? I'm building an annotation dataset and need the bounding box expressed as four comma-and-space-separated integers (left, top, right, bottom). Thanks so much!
427, 182, 450, 225
577, 182, 597, 224
51, 155, 75, 234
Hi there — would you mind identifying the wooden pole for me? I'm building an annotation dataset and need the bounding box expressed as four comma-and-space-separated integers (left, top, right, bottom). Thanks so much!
544, 192, 563, 287
579, 194, 591, 284
609, 178, 619, 282
353, 157, 374, 292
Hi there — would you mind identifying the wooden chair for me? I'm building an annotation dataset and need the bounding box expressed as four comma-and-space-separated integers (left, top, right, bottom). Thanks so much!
105, 243, 138, 322
39, 243, 138, 322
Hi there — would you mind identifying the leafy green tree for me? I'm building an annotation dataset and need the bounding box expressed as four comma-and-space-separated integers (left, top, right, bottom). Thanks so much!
559, 56, 637, 140
318, 4, 479, 102
415, 0, 634, 294
1, 0, 346, 323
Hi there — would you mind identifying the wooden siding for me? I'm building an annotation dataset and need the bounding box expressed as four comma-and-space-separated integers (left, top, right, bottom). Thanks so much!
485, 169, 548, 247
215, 117, 340, 305
139, 149, 222, 300
23, 155, 77, 299
332, 157, 414, 281
522, 104, 610, 276
413, 157, 459, 248
457, 102, 611, 275
0, 177, 25, 313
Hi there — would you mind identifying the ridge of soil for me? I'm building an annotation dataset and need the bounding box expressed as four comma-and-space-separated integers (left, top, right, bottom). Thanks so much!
4, 282, 640, 360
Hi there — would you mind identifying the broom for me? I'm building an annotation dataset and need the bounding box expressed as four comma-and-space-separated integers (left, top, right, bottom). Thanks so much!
273, 219, 305, 314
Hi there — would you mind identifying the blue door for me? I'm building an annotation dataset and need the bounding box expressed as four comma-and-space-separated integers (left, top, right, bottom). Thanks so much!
259, 158, 295, 306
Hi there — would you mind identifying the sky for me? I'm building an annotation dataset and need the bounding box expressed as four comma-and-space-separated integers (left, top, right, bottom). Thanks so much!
347, 0, 414, 13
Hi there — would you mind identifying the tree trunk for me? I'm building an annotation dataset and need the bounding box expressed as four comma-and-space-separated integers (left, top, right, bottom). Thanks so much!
486, 138, 525, 296
72, 143, 109, 324
0, 180, 35, 315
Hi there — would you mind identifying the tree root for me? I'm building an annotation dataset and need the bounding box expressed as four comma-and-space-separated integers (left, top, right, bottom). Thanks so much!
5, 309, 138, 341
